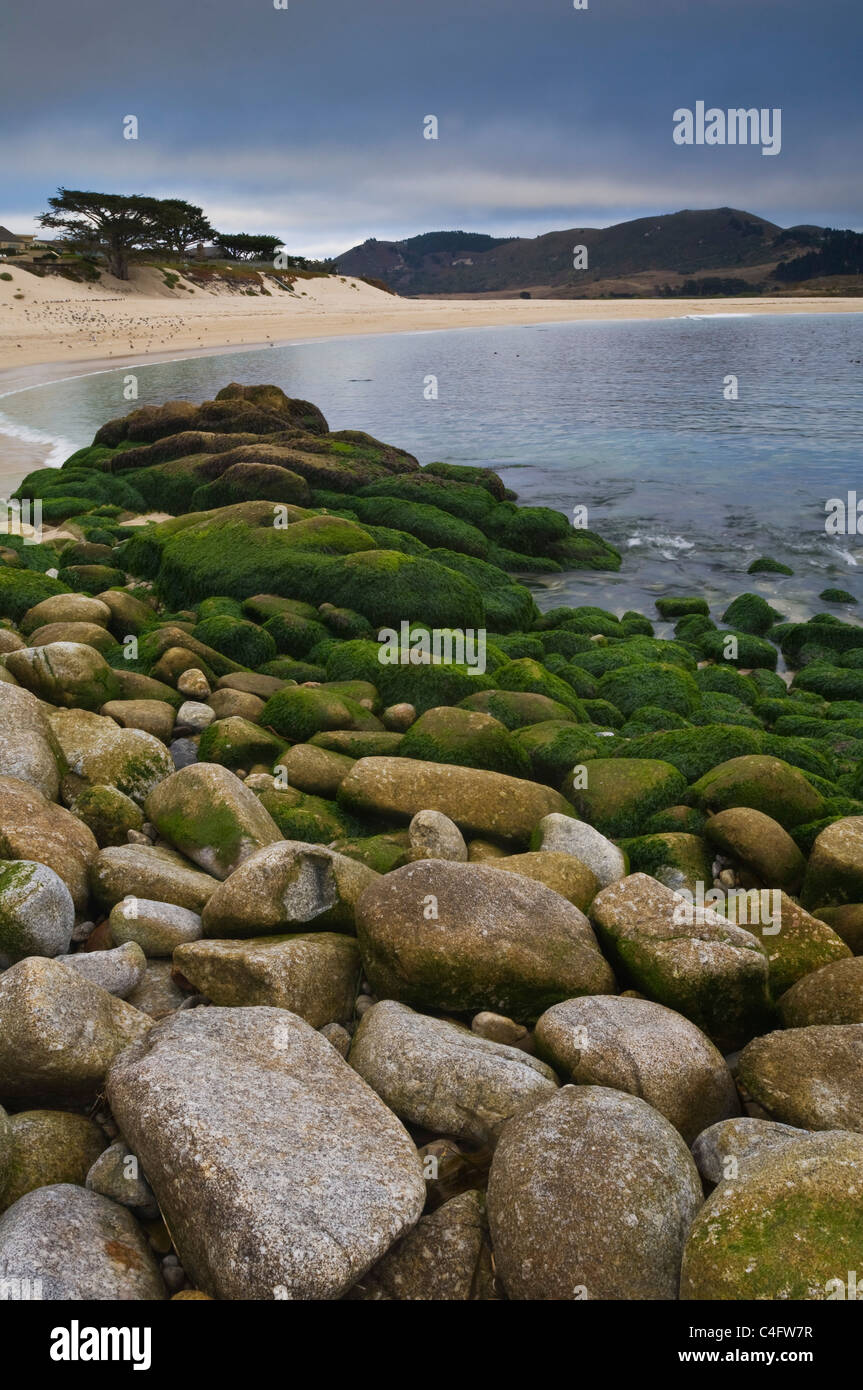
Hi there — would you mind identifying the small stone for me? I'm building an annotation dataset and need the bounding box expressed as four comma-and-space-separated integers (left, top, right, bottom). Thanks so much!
383, 703, 416, 732
177, 668, 211, 699
54, 941, 147, 998
175, 700, 216, 733
86, 1141, 159, 1218
320, 1021, 352, 1057
471, 1012, 530, 1047
408, 809, 469, 862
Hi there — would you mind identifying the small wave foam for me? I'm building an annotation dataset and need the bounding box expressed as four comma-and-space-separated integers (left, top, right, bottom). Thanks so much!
677, 313, 755, 320
0, 409, 74, 470
627, 532, 695, 560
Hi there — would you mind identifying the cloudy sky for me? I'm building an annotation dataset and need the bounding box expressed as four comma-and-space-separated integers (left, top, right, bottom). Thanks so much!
2, 0, 860, 256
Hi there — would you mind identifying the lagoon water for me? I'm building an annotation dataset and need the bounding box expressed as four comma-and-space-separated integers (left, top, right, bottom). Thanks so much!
1, 312, 861, 620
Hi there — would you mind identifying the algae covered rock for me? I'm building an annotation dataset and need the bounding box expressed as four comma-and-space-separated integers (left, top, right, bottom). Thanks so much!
348, 999, 558, 1145
0, 1110, 106, 1212
590, 873, 771, 1051
201, 840, 377, 937
757, 893, 851, 996
487, 1085, 702, 1300
534, 995, 739, 1144
49, 706, 173, 804
261, 684, 384, 742
355, 859, 615, 1021
802, 816, 863, 907
174, 931, 361, 1026
0, 859, 74, 961
106, 1006, 426, 1300
71, 783, 145, 846
399, 706, 530, 778
145, 762, 282, 879
617, 831, 712, 895
196, 715, 284, 770
681, 1132, 863, 1299
568, 758, 687, 837
704, 806, 806, 893
688, 754, 825, 828
339, 756, 574, 844
738, 1024, 863, 1131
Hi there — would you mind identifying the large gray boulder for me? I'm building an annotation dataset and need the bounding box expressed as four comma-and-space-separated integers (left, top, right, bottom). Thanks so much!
107, 1006, 426, 1299
201, 840, 377, 937
0, 775, 98, 911
355, 860, 615, 1021
487, 1086, 702, 1300
0, 683, 59, 799
0, 957, 151, 1105
0, 1183, 165, 1299
534, 994, 739, 1144
349, 1000, 558, 1145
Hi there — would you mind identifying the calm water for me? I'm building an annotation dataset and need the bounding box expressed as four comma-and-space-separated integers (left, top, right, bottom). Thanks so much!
2, 313, 862, 620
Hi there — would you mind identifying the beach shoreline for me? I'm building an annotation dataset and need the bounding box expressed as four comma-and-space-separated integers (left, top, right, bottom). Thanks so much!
1, 282, 861, 488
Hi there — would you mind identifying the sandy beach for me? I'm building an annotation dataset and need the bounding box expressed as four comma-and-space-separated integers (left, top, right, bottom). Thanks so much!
2, 262, 861, 375
1, 263, 861, 489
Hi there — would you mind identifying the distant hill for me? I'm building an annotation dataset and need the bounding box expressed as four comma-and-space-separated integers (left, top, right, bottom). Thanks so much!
332, 209, 862, 298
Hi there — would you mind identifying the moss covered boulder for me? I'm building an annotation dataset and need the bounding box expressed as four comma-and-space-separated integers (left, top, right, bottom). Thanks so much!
399, 706, 530, 778
355, 860, 615, 1020
0, 1110, 107, 1213
71, 784, 145, 847
196, 716, 284, 771
688, 754, 825, 828
597, 662, 700, 719
704, 807, 806, 893
458, 689, 577, 730
568, 758, 687, 837
681, 1132, 863, 1299
0, 859, 75, 962
0, 567, 70, 624
255, 782, 357, 844
591, 873, 771, 1051
738, 1024, 863, 1131
617, 832, 712, 895
261, 686, 383, 742
145, 763, 282, 880
754, 893, 852, 996
49, 707, 173, 805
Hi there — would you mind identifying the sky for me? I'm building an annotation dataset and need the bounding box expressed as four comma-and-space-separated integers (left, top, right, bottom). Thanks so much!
1, 0, 860, 257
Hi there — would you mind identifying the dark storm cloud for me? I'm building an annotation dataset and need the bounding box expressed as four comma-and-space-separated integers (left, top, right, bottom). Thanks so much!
1, 0, 860, 253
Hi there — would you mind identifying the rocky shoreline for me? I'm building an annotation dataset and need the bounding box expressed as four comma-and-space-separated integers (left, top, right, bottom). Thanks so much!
0, 382, 862, 1301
